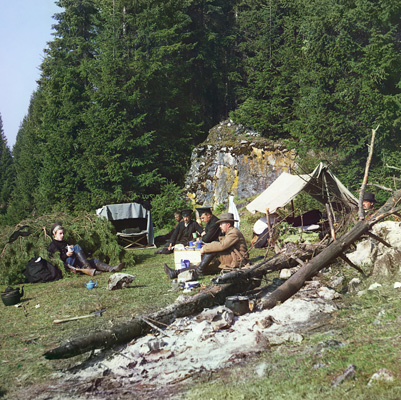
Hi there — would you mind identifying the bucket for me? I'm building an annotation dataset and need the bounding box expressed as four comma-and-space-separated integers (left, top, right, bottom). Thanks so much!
1, 286, 24, 306
225, 296, 250, 316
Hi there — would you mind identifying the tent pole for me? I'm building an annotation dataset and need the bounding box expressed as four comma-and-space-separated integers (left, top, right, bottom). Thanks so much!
266, 209, 272, 248
326, 203, 336, 241
323, 173, 336, 226
291, 200, 295, 218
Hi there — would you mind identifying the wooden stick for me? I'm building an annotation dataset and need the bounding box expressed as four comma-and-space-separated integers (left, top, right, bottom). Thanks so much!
266, 209, 272, 248
339, 253, 366, 276
326, 203, 336, 241
290, 255, 306, 267
359, 125, 379, 220
367, 232, 391, 247
140, 317, 171, 337
368, 183, 393, 192
53, 314, 99, 324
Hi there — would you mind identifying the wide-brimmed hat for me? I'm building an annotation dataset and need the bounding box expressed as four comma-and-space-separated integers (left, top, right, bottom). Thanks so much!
217, 212, 238, 224
181, 209, 193, 217
363, 192, 376, 203
196, 206, 213, 216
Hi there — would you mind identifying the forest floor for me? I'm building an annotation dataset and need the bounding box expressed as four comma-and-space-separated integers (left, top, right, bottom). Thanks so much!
2, 236, 401, 399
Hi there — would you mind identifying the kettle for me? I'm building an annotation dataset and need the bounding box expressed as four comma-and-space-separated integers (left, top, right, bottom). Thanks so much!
85, 280, 97, 289
1, 286, 24, 306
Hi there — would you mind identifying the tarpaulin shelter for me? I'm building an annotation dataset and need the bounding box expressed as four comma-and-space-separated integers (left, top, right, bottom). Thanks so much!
246, 163, 358, 215
96, 203, 155, 249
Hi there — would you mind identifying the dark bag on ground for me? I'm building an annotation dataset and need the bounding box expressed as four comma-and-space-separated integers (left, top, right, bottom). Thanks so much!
24, 257, 63, 283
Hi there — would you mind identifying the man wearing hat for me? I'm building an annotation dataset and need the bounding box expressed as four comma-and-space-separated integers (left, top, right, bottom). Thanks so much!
363, 192, 376, 212
163, 212, 248, 279
196, 206, 221, 243
167, 209, 202, 252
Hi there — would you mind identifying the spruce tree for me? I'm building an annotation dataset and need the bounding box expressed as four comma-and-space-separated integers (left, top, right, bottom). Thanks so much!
0, 114, 15, 213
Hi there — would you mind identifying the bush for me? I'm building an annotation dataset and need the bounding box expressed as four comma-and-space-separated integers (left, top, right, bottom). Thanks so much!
150, 182, 190, 231
0, 212, 136, 285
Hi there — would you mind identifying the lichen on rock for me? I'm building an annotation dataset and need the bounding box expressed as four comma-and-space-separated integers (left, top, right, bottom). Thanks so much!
185, 120, 296, 207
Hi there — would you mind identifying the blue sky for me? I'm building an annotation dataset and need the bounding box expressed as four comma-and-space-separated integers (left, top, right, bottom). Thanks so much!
0, 1, 60, 149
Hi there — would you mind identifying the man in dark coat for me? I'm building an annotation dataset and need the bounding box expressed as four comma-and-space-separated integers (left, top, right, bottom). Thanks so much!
164, 212, 248, 279
196, 206, 220, 243
167, 209, 202, 251
154, 211, 183, 247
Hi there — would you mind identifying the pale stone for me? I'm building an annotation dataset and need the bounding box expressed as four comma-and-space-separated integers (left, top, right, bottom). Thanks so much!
184, 120, 295, 206
329, 276, 344, 288
177, 270, 197, 282
348, 278, 361, 293
255, 362, 268, 377
367, 368, 394, 386
372, 221, 401, 250
107, 273, 135, 290
268, 332, 303, 345
372, 248, 401, 277
318, 287, 340, 301
368, 282, 382, 291
394, 282, 401, 289
347, 240, 376, 267
279, 268, 292, 279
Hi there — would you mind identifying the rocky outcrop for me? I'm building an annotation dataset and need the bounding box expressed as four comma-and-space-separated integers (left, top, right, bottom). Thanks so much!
347, 221, 401, 278
185, 120, 296, 207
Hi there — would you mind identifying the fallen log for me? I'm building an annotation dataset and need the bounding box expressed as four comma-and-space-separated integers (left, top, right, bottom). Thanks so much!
44, 191, 401, 359
213, 242, 324, 285
259, 189, 401, 310
44, 278, 257, 360
44, 242, 325, 359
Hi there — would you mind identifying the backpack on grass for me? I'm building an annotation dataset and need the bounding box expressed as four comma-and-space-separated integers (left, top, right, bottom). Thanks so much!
24, 257, 63, 283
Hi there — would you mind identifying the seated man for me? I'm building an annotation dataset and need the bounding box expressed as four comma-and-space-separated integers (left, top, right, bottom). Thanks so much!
155, 209, 201, 254
163, 212, 248, 279
154, 211, 183, 247
196, 206, 221, 243
251, 213, 279, 248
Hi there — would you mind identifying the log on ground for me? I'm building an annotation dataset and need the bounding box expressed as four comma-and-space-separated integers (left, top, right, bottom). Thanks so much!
44, 278, 258, 360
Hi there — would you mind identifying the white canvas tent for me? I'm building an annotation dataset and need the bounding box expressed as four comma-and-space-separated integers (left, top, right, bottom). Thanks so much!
246, 163, 358, 214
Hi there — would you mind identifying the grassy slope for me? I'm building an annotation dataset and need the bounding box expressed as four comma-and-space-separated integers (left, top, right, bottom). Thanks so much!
1, 211, 401, 399
0, 249, 179, 396
186, 274, 401, 399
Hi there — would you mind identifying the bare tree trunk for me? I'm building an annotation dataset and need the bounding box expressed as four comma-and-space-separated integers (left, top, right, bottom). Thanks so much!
44, 190, 401, 359
358, 125, 379, 220
259, 189, 401, 310
258, 220, 370, 309
214, 242, 323, 285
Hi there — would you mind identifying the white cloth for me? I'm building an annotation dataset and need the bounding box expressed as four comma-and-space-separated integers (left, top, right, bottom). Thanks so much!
253, 214, 279, 235
228, 195, 240, 229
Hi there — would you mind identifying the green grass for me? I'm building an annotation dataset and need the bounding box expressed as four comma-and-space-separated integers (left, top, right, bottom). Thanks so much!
2, 210, 401, 399
0, 249, 181, 396
185, 278, 401, 400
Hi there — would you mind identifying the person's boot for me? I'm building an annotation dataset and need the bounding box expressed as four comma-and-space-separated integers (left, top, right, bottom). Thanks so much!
94, 260, 126, 272
75, 250, 97, 275
75, 249, 93, 269
195, 253, 215, 276
164, 263, 179, 279
76, 267, 96, 276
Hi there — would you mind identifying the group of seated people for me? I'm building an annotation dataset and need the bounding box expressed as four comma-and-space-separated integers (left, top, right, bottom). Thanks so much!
49, 192, 377, 280
155, 207, 249, 279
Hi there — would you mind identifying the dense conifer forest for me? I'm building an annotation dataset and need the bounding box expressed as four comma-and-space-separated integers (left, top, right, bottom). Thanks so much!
1, 0, 401, 224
